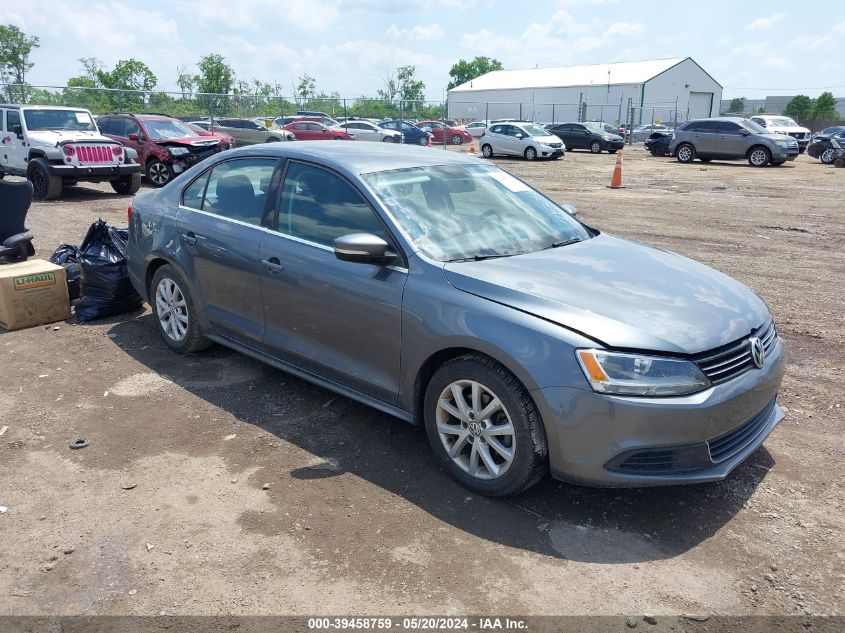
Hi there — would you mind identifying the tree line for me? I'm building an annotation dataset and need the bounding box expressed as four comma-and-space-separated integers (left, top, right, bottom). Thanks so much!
724, 93, 839, 121
0, 23, 502, 120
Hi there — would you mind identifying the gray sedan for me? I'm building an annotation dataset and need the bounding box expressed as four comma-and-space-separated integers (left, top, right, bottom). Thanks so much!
126, 142, 785, 496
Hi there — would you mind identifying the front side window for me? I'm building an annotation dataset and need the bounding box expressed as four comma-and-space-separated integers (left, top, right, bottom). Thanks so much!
522, 124, 549, 136
365, 164, 590, 262
718, 122, 743, 135
183, 158, 276, 226
278, 162, 389, 248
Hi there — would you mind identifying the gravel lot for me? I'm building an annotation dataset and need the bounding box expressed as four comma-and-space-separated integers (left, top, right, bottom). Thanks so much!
0, 146, 842, 619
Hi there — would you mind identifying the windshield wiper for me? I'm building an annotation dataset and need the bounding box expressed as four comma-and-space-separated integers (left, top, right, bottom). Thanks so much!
543, 237, 583, 250
447, 253, 513, 263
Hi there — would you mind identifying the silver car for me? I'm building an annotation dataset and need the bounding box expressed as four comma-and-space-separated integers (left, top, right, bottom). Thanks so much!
465, 121, 489, 138
127, 142, 785, 497
336, 120, 402, 143
191, 119, 294, 146
480, 122, 565, 160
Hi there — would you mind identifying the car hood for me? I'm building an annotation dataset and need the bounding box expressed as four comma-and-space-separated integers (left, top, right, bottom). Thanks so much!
534, 134, 564, 145
767, 125, 810, 134
153, 137, 221, 148
27, 129, 115, 145
442, 233, 769, 355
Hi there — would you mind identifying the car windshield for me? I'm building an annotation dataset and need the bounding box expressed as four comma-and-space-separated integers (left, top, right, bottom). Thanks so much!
23, 109, 96, 132
521, 124, 549, 136
364, 164, 590, 262
143, 119, 199, 140
742, 119, 768, 134
768, 117, 798, 127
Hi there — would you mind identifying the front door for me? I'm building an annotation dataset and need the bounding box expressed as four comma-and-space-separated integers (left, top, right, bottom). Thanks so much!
1, 109, 27, 174
259, 160, 407, 404
715, 121, 747, 157
173, 156, 279, 344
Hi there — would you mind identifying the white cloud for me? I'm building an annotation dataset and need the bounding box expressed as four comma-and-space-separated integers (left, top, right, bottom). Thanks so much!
746, 12, 785, 30
385, 23, 444, 41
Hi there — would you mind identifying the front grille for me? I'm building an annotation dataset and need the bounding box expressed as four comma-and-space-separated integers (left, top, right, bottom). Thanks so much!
76, 144, 115, 164
708, 398, 776, 463
547, 142, 562, 148
788, 132, 809, 140
692, 320, 777, 385
605, 398, 777, 476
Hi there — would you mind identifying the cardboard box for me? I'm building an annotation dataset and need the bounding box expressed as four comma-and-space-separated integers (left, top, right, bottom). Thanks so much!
0, 259, 71, 331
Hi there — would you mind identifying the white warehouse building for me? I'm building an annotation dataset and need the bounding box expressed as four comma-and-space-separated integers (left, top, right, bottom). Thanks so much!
447, 57, 722, 126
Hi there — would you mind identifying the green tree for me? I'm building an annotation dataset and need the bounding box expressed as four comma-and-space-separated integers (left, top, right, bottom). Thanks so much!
378, 65, 425, 108
811, 91, 839, 121
0, 24, 40, 101
96, 59, 157, 92
195, 54, 233, 94
176, 65, 195, 100
783, 95, 813, 119
295, 73, 317, 103
728, 97, 745, 113
447, 56, 503, 90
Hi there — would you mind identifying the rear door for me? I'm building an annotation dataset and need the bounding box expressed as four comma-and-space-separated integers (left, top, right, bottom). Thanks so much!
691, 121, 720, 155
258, 160, 407, 404
174, 157, 280, 344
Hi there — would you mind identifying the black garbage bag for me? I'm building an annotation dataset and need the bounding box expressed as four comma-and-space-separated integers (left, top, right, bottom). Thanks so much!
75, 219, 142, 322
48, 244, 81, 301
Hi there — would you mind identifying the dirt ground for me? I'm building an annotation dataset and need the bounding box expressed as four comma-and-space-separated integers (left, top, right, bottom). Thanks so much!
0, 145, 842, 620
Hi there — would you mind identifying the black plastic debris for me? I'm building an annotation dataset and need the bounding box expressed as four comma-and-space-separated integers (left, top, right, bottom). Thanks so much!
69, 438, 89, 450
75, 219, 142, 323
48, 244, 81, 301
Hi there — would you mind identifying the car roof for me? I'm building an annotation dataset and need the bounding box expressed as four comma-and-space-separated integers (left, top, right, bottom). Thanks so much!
224, 141, 481, 175
0, 104, 91, 111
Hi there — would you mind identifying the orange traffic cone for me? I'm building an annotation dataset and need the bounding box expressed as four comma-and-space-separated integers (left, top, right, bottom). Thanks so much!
427, 135, 432, 147
468, 144, 476, 154
607, 150, 625, 189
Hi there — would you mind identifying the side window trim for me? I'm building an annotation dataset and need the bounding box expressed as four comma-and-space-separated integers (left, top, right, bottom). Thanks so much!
273, 159, 407, 267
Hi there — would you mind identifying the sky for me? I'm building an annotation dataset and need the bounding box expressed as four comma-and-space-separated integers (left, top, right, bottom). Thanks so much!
2, 0, 844, 101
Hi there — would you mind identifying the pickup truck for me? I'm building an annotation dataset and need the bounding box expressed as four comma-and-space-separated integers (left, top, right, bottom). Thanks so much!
0, 104, 141, 200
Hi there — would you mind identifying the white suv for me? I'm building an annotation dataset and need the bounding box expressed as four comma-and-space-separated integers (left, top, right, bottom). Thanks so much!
750, 115, 811, 153
480, 122, 565, 160
0, 104, 141, 199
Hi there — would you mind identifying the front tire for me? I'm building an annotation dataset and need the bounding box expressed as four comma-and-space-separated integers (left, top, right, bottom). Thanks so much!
676, 143, 695, 163
450, 134, 463, 145
820, 148, 835, 164
748, 145, 771, 167
524, 146, 537, 161
146, 159, 173, 188
110, 173, 142, 195
418, 136, 429, 146
590, 141, 602, 154
481, 144, 494, 158
267, 136, 280, 142
423, 355, 548, 497
150, 265, 211, 353
27, 158, 63, 200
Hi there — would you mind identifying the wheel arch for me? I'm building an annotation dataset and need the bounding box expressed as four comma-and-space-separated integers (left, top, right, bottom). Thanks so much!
144, 253, 184, 299
745, 143, 771, 159
410, 344, 543, 425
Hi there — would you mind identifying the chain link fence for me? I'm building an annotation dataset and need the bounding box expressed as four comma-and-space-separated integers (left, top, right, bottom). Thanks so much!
1, 84, 447, 122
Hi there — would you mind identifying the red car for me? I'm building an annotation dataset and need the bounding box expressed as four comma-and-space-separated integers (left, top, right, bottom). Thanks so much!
98, 113, 233, 187
415, 120, 472, 145
283, 121, 353, 141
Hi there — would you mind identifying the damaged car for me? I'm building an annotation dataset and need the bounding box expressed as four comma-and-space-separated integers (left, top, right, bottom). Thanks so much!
98, 113, 233, 187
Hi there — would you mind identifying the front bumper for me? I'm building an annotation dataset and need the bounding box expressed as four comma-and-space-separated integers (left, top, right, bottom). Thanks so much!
773, 147, 799, 161
533, 336, 786, 486
47, 162, 141, 179
606, 140, 625, 150
540, 146, 565, 157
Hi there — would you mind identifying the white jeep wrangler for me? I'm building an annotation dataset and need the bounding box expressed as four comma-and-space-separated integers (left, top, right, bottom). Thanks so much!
0, 104, 142, 200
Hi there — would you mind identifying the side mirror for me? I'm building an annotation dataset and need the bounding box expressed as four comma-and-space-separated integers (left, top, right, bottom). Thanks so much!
739, 129, 750, 136
127, 133, 139, 141
334, 233, 393, 265
422, 127, 432, 133
10, 124, 23, 138
560, 204, 578, 218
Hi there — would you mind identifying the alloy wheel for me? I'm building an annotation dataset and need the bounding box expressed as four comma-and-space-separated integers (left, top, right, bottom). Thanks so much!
155, 278, 189, 342
820, 148, 835, 164
677, 145, 693, 162
148, 161, 170, 186
750, 148, 768, 166
435, 379, 515, 480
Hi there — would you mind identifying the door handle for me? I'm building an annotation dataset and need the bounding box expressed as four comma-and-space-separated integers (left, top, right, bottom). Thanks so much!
181, 232, 198, 245
261, 257, 285, 274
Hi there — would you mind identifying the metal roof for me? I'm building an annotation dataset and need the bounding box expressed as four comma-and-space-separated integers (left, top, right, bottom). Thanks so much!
449, 58, 688, 92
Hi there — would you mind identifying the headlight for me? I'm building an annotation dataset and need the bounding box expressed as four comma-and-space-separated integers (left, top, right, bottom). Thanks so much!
576, 349, 709, 396
168, 147, 190, 156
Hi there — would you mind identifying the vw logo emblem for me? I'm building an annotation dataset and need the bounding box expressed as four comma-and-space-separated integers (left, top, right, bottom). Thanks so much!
749, 337, 765, 369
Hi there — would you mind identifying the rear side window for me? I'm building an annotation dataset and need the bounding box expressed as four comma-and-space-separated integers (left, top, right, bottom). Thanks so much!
691, 121, 720, 132
7, 110, 20, 131
278, 162, 388, 248
182, 158, 277, 226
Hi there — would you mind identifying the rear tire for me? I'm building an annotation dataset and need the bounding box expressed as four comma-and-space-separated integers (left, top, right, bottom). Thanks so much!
267, 136, 280, 142
676, 143, 695, 163
110, 173, 142, 195
27, 158, 63, 200
747, 145, 771, 167
423, 354, 548, 497
834, 158, 845, 168
150, 265, 212, 354
481, 144, 494, 158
